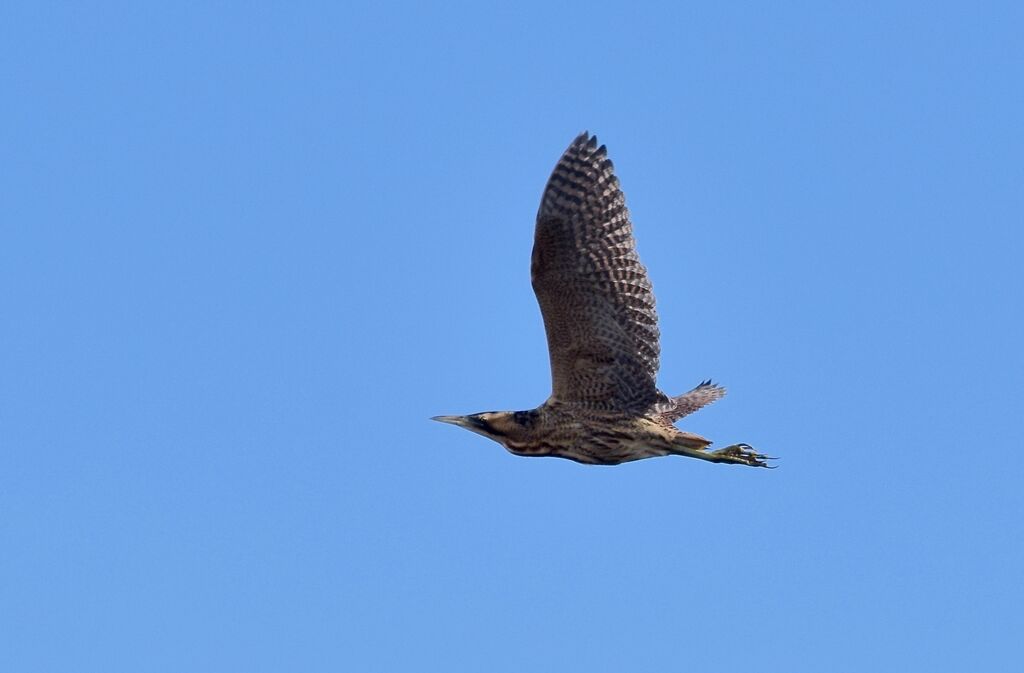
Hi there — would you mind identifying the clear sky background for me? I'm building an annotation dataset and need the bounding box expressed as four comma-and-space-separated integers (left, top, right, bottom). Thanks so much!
2, 2, 1022, 672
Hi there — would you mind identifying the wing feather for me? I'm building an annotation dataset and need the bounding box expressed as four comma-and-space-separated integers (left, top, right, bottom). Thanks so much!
531, 132, 661, 412
658, 380, 726, 423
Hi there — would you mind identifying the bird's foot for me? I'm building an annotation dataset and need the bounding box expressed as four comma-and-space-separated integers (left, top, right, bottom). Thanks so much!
709, 443, 776, 468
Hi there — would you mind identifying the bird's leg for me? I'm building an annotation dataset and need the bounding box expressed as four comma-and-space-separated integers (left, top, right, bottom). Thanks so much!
667, 438, 776, 468
707, 443, 776, 468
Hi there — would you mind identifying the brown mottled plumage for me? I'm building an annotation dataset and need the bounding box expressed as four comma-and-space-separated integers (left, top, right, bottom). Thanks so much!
434, 132, 772, 467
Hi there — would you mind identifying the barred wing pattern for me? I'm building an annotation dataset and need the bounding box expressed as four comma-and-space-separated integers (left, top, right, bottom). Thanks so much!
660, 380, 726, 422
531, 133, 662, 412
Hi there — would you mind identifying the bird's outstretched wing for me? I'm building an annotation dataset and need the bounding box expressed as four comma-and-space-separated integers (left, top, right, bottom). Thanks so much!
659, 380, 726, 423
531, 132, 661, 412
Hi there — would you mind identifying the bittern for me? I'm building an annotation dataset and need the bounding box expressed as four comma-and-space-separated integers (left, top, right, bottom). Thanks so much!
434, 132, 772, 468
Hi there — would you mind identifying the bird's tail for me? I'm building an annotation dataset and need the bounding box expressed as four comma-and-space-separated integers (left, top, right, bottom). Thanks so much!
669, 430, 713, 452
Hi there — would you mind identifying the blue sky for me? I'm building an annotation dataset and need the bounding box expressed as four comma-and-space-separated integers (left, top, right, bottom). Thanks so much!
2, 2, 1022, 671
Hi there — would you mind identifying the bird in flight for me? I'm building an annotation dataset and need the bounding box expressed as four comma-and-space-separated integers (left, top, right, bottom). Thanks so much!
434, 132, 772, 467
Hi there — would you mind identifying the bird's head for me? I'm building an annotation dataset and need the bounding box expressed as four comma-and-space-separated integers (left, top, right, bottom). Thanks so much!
431, 410, 538, 451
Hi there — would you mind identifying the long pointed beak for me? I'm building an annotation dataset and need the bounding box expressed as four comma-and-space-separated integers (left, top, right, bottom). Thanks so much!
431, 415, 468, 427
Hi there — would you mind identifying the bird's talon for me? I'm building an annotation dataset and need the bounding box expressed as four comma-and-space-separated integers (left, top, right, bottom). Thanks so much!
710, 443, 776, 468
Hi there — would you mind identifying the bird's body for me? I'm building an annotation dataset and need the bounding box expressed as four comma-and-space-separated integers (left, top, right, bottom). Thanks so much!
461, 402, 714, 465
434, 133, 772, 468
